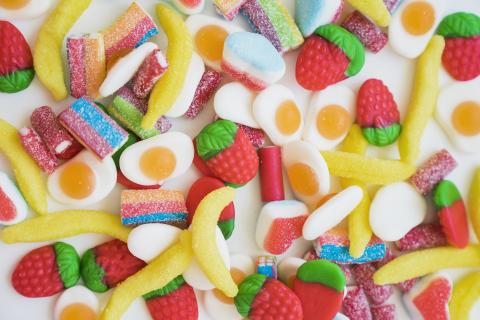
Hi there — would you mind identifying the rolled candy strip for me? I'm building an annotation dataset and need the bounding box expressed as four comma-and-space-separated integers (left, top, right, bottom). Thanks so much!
213, 0, 247, 20
256, 256, 277, 279
132, 49, 168, 99
31, 106, 74, 155
341, 11, 388, 53
184, 69, 223, 119
238, 124, 265, 148
66, 33, 106, 99
258, 146, 284, 202
18, 127, 58, 174
342, 286, 372, 320
351, 263, 393, 305
395, 223, 447, 251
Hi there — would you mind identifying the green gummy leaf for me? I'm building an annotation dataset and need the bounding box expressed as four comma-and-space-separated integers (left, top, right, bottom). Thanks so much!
362, 123, 401, 147
296, 260, 345, 292
0, 68, 34, 93
53, 242, 80, 289
196, 119, 238, 160
234, 273, 267, 317
80, 248, 108, 293
433, 180, 462, 208
218, 219, 235, 239
314, 24, 365, 77
143, 276, 185, 300
224, 181, 245, 188
437, 12, 480, 38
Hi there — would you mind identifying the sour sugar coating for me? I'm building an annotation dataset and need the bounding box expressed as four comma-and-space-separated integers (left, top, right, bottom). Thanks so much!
342, 11, 388, 53
395, 223, 447, 251
30, 105, 75, 155
185, 69, 223, 119
374, 248, 417, 292
241, 0, 304, 53
351, 263, 393, 305
213, 0, 247, 20
66, 33, 106, 99
258, 146, 285, 202
0, 172, 28, 226
342, 286, 372, 320
18, 127, 58, 174
121, 189, 188, 229
409, 149, 457, 195
238, 124, 266, 148
371, 304, 395, 320
59, 97, 129, 159
256, 256, 278, 278
345, 0, 391, 27
132, 49, 168, 99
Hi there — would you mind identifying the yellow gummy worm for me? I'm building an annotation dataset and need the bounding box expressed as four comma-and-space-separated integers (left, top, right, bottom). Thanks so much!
2, 210, 130, 243
101, 231, 193, 320
320, 150, 415, 185
468, 168, 480, 242
398, 35, 445, 164
449, 271, 480, 320
0, 119, 47, 215
191, 187, 238, 297
340, 125, 372, 258
373, 245, 480, 285
346, 0, 391, 27
34, 0, 92, 100
142, 4, 193, 129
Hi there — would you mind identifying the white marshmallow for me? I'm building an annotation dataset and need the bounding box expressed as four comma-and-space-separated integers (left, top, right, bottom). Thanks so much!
214, 82, 259, 128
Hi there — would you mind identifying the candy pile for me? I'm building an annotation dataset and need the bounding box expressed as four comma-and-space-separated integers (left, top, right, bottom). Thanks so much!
1, 1, 480, 320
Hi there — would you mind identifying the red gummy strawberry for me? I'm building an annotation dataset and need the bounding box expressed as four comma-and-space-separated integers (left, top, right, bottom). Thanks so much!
437, 12, 480, 81
356, 78, 401, 146
296, 24, 365, 91
80, 239, 146, 292
235, 274, 303, 320
11, 242, 80, 297
196, 119, 259, 186
144, 276, 198, 320
0, 21, 34, 93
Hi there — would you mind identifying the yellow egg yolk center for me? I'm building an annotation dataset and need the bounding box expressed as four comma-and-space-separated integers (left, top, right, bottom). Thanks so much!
213, 268, 245, 304
275, 100, 301, 135
0, 0, 30, 9
60, 303, 97, 320
401, 1, 435, 36
316, 105, 351, 140
140, 147, 176, 181
195, 25, 228, 62
59, 162, 96, 199
287, 163, 319, 196
452, 101, 480, 136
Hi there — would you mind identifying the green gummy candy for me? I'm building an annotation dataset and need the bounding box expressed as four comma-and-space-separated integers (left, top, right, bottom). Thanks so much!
143, 275, 186, 300
362, 123, 401, 147
80, 248, 108, 293
296, 259, 345, 292
437, 12, 480, 38
0, 69, 35, 93
234, 273, 267, 317
433, 180, 462, 209
53, 242, 80, 289
196, 119, 238, 160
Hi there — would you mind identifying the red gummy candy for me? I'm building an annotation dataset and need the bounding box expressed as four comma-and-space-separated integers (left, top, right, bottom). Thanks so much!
371, 304, 395, 320
342, 286, 372, 320
374, 248, 418, 292
185, 69, 223, 119
31, 106, 74, 155
258, 146, 284, 202
438, 199, 469, 248
18, 127, 58, 174
395, 223, 447, 251
351, 263, 393, 305
410, 277, 451, 320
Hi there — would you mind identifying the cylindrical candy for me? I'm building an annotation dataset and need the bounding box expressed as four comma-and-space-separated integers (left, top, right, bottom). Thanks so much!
185, 69, 223, 119
258, 146, 285, 202
238, 124, 266, 148
395, 223, 447, 251
342, 11, 388, 53
132, 49, 168, 99
351, 263, 393, 305
18, 127, 58, 174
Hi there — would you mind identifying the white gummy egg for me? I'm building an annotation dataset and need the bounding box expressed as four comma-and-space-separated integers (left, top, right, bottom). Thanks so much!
214, 82, 259, 128
0, 0, 52, 20
54, 286, 99, 320
278, 257, 305, 287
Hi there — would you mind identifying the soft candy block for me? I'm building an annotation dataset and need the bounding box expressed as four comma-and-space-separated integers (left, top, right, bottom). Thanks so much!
314, 227, 386, 264
120, 189, 188, 229
132, 49, 168, 99
295, 0, 344, 37
371, 304, 395, 320
184, 69, 223, 119
241, 0, 304, 53
18, 127, 58, 174
0, 172, 28, 226
342, 286, 372, 320
213, 0, 247, 20
59, 97, 129, 159
256, 200, 308, 255
342, 11, 388, 53
351, 263, 393, 305
395, 223, 447, 251
66, 33, 106, 98
258, 146, 284, 202
256, 256, 277, 278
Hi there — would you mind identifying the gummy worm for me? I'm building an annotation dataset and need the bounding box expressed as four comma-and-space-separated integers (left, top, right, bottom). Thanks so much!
449, 271, 480, 320
468, 168, 480, 242
345, 0, 391, 27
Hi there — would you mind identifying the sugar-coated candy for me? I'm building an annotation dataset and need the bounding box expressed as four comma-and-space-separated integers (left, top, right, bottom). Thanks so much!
213, 0, 246, 20
256, 256, 277, 278
111, 131, 137, 169
278, 257, 305, 288
342, 11, 388, 53
395, 223, 447, 251
449, 271, 480, 320
374, 248, 417, 292
56, 138, 83, 160
295, 0, 344, 37
238, 124, 266, 148
128, 223, 182, 262
241, 0, 304, 53
351, 263, 393, 305
185, 69, 223, 119
342, 286, 372, 320
409, 149, 457, 195
0, 172, 28, 226
214, 82, 259, 129
383, 0, 400, 12
469, 168, 480, 242
345, 0, 391, 27
371, 304, 395, 320
258, 146, 284, 202
59, 97, 129, 159
66, 33, 106, 98
132, 49, 168, 99
18, 127, 58, 174
171, 0, 205, 15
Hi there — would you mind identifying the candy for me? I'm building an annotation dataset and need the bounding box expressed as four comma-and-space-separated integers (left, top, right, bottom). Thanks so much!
213, 0, 246, 20
0, 0, 53, 20
342, 11, 388, 53
132, 49, 168, 99
409, 149, 457, 195
239, 124, 266, 148
214, 82, 259, 129
143, 4, 193, 129
449, 271, 480, 320
185, 69, 223, 119
295, 0, 344, 37
0, 119, 47, 215
59, 97, 129, 159
171, 0, 205, 15
117, 170, 161, 190
374, 248, 418, 292
395, 223, 447, 251
345, 0, 391, 27
0, 172, 27, 226
398, 36, 445, 164
54, 286, 99, 320
102, 2, 158, 63
342, 286, 372, 320
469, 168, 480, 242
34, 0, 92, 100
1, 210, 131, 244
371, 304, 395, 320
278, 257, 305, 288
18, 127, 58, 174
221, 32, 286, 91
120, 189, 188, 228
66, 33, 106, 99
258, 146, 285, 202
351, 263, 393, 305
112, 131, 137, 169
241, 0, 304, 53
256, 256, 278, 278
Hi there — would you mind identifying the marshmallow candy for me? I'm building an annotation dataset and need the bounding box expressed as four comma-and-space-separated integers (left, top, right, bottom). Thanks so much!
295, 0, 344, 37
214, 82, 259, 129
0, 172, 28, 225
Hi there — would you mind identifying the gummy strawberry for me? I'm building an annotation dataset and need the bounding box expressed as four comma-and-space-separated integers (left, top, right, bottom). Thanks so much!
80, 239, 146, 292
196, 119, 259, 186
356, 78, 401, 146
0, 21, 34, 93
144, 276, 198, 320
235, 274, 303, 320
11, 242, 80, 297
296, 24, 365, 91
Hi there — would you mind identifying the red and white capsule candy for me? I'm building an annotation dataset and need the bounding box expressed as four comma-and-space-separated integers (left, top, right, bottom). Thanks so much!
0, 172, 28, 226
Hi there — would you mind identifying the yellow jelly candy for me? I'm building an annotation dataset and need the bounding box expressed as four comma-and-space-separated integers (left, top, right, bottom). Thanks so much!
468, 168, 480, 242
191, 187, 238, 297
373, 245, 480, 285
2, 210, 130, 243
398, 35, 445, 164
0, 119, 47, 215
346, 0, 391, 27
34, 0, 92, 100
142, 4, 193, 129
449, 271, 480, 320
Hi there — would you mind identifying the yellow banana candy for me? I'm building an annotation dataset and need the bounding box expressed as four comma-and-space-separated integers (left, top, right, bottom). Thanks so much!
449, 271, 480, 320
468, 168, 480, 241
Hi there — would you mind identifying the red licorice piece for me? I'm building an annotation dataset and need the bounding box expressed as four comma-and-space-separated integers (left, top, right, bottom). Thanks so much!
238, 124, 266, 148
371, 304, 395, 320
395, 223, 447, 251
258, 146, 284, 202
185, 69, 223, 119
351, 264, 393, 305
342, 11, 388, 53
343, 286, 372, 320
18, 127, 58, 174
132, 49, 168, 98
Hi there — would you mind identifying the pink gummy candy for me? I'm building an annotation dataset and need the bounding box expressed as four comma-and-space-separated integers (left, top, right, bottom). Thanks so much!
351, 264, 393, 305
185, 69, 223, 119
343, 286, 372, 320
371, 304, 395, 320
238, 124, 266, 148
19, 127, 58, 174
374, 248, 418, 292
132, 49, 168, 98
410, 277, 452, 320
409, 149, 457, 195
342, 11, 388, 53
395, 223, 447, 251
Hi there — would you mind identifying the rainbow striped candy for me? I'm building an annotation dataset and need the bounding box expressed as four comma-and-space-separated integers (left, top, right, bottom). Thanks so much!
256, 256, 278, 279
213, 0, 247, 20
